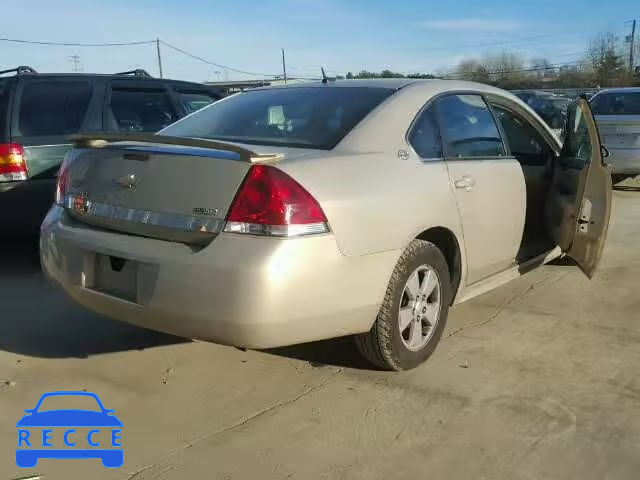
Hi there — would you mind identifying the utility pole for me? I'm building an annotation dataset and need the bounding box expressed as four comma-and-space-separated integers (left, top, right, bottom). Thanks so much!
69, 54, 81, 72
629, 19, 637, 72
156, 38, 164, 78
281, 48, 287, 84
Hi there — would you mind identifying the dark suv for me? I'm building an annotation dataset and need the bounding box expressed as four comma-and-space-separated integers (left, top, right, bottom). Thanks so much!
0, 66, 223, 236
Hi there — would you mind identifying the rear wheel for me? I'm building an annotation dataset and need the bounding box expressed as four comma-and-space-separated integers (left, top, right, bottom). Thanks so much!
355, 240, 451, 371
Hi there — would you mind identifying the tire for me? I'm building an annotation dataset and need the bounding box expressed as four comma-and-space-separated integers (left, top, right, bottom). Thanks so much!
355, 240, 452, 371
611, 174, 632, 185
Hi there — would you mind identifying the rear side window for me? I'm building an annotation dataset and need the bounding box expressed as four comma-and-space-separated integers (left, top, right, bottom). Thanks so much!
590, 92, 640, 115
436, 94, 505, 158
109, 88, 179, 133
161, 87, 394, 150
18, 81, 92, 136
177, 91, 218, 114
408, 105, 442, 158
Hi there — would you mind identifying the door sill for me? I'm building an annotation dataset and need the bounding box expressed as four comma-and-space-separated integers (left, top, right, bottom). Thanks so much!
454, 246, 562, 305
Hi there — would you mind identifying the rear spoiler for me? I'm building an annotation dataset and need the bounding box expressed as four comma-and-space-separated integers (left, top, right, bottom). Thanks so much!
70, 133, 282, 163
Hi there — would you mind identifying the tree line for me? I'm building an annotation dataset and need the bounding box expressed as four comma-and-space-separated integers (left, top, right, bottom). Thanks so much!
340, 31, 640, 89
340, 70, 435, 80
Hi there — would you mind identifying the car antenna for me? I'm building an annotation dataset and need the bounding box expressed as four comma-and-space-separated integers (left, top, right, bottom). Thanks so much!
321, 67, 328, 84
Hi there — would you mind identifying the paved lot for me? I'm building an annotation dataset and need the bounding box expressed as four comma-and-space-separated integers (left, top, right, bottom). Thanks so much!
1, 182, 639, 480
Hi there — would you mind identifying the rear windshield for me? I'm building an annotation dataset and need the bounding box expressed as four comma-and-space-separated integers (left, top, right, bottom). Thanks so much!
590, 92, 640, 115
160, 86, 394, 149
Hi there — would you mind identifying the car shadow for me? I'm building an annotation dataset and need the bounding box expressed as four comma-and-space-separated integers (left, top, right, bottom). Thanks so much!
545, 256, 577, 267
613, 185, 640, 192
0, 239, 186, 359
265, 336, 379, 370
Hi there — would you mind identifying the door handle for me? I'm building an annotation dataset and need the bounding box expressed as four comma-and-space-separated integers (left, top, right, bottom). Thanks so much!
454, 176, 476, 190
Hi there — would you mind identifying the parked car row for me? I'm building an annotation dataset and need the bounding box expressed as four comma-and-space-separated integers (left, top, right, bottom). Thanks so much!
0, 66, 223, 236
514, 88, 640, 183
589, 87, 640, 184
39, 79, 611, 370
513, 90, 573, 138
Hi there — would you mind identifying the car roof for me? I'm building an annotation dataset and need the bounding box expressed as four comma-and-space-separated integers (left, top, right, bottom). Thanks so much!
254, 78, 425, 90
0, 72, 214, 89
251, 78, 523, 97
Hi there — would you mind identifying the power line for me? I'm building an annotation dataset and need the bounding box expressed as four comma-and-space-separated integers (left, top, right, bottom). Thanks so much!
0, 37, 155, 47
454, 31, 582, 49
281, 48, 287, 84
626, 19, 637, 70
302, 57, 588, 80
160, 40, 279, 78
69, 54, 81, 72
1, 35, 286, 79
411, 25, 629, 54
155, 38, 163, 78
0, 26, 623, 81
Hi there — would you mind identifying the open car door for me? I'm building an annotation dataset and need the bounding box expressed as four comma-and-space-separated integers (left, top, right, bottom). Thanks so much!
547, 97, 612, 278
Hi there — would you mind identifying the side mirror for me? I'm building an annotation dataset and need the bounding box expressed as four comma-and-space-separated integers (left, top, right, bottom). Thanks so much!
601, 145, 610, 158
24, 409, 33, 414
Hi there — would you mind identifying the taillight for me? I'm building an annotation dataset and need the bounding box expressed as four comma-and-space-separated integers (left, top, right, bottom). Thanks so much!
0, 143, 28, 182
55, 157, 71, 206
224, 164, 329, 237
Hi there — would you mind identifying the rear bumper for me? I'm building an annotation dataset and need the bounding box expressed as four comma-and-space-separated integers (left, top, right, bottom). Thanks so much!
0, 178, 56, 237
40, 206, 400, 349
604, 148, 640, 174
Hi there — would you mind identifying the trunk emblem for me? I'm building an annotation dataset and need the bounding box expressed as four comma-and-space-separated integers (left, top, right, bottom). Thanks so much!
114, 173, 140, 190
193, 207, 219, 216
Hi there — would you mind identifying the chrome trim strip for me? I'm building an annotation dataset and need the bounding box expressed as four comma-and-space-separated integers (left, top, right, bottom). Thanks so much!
64, 195, 223, 234
223, 221, 329, 237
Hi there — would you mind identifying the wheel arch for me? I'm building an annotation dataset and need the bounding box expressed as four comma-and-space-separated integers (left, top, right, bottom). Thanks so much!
415, 226, 463, 304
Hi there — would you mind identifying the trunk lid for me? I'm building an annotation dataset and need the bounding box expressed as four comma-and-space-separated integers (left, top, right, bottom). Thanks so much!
64, 134, 317, 244
63, 134, 289, 244
595, 115, 640, 149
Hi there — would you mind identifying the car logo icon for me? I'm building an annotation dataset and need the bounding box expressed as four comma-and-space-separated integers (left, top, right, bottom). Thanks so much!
16, 391, 123, 468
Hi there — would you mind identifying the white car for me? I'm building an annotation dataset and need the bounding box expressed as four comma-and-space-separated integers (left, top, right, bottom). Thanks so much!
590, 87, 640, 183
40, 80, 611, 370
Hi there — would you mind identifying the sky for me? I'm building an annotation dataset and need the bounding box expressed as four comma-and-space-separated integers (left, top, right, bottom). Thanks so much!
0, 0, 637, 82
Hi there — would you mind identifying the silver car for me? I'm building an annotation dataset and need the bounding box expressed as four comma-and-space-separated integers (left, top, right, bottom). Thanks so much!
590, 87, 640, 183
40, 80, 611, 370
